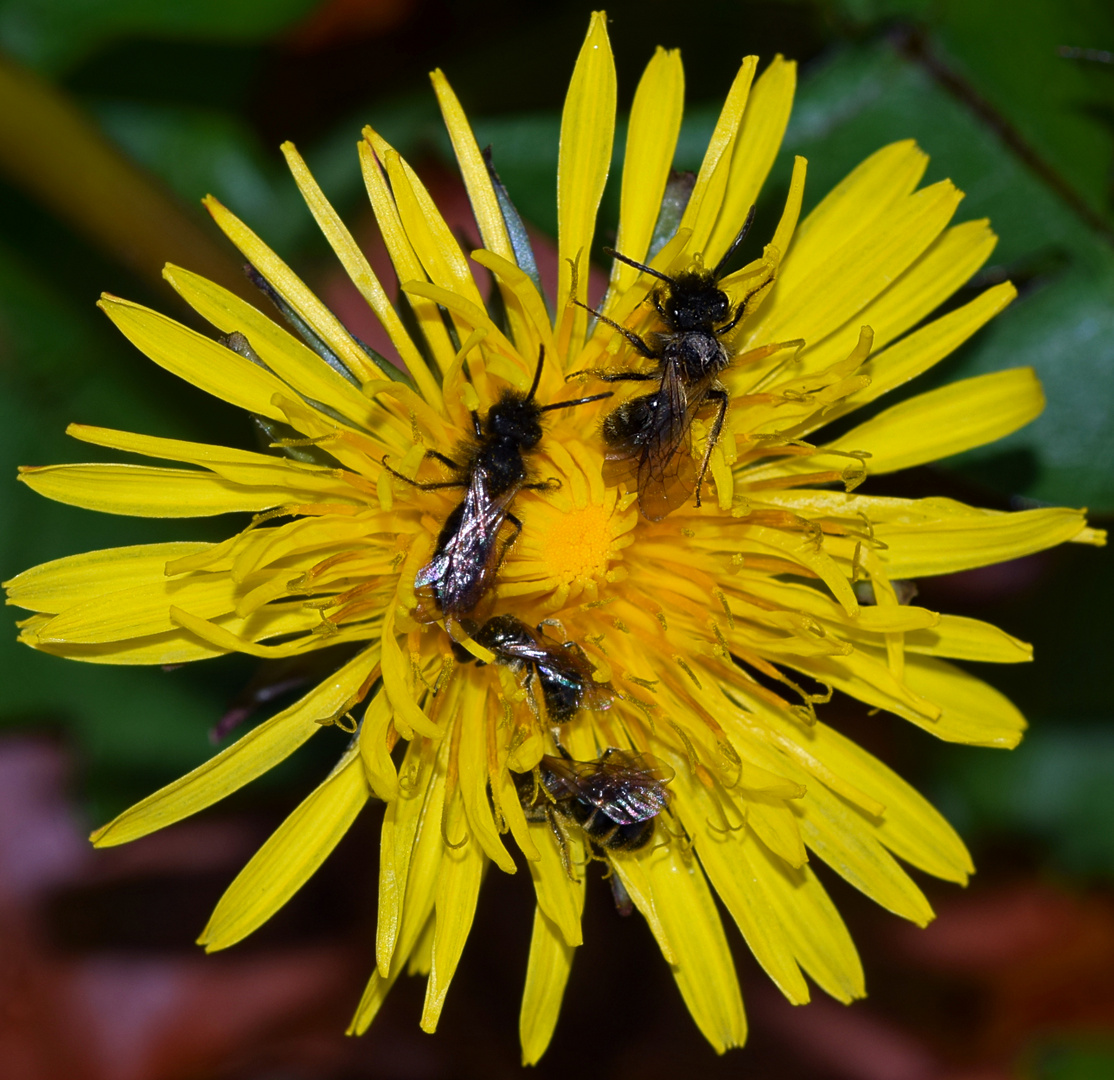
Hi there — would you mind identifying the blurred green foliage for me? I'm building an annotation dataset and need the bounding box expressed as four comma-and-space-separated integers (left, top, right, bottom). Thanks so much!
1037, 1043, 1114, 1080
0, 0, 1110, 996
0, 0, 319, 74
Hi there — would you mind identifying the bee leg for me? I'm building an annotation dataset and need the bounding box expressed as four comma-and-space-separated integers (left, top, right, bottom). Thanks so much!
716, 299, 749, 337
572, 300, 658, 359
535, 617, 567, 641
693, 388, 729, 508
724, 261, 777, 328
566, 368, 659, 388
425, 449, 464, 470
547, 809, 579, 882
522, 668, 544, 724
608, 865, 635, 917
380, 456, 467, 491
492, 512, 523, 573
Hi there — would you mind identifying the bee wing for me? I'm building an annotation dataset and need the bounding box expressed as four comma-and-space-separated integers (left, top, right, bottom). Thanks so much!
551, 750, 673, 825
578, 679, 615, 713
636, 366, 698, 522
554, 642, 613, 711
415, 467, 515, 615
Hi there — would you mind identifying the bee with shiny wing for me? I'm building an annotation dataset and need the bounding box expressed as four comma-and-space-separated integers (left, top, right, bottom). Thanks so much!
514, 749, 673, 882
576, 206, 790, 520
383, 348, 609, 620
455, 614, 613, 724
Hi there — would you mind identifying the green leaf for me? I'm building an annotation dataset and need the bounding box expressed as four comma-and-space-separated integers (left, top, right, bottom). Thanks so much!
778, 42, 1114, 510
0, 0, 320, 75
1036, 1043, 1114, 1080
940, 724, 1114, 877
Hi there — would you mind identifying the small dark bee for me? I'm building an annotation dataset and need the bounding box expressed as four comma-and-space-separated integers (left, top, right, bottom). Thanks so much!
384, 348, 609, 620
576, 206, 770, 521
454, 614, 613, 724
514, 749, 673, 865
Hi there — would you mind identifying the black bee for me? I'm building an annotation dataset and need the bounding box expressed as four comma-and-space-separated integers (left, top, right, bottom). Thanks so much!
514, 749, 673, 862
576, 206, 768, 521
454, 614, 613, 723
384, 348, 609, 620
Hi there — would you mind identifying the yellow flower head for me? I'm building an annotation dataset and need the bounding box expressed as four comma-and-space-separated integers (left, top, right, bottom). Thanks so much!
5, 11, 1105, 1063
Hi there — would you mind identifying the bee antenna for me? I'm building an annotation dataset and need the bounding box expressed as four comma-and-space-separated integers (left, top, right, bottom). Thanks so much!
713, 204, 757, 279
603, 247, 676, 285
525, 345, 546, 401
537, 390, 612, 413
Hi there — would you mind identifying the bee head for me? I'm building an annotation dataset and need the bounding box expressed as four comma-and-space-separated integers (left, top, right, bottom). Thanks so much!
485, 393, 544, 447
664, 273, 731, 332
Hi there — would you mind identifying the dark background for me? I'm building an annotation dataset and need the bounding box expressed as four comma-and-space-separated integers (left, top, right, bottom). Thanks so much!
0, 1, 1112, 1077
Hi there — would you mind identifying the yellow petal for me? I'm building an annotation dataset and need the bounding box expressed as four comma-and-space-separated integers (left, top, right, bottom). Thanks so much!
831, 368, 1044, 474
755, 849, 865, 1003
24, 603, 328, 665
65, 424, 367, 500
457, 693, 515, 872
36, 572, 237, 644
798, 782, 935, 926
162, 263, 383, 427
381, 604, 441, 738
795, 219, 1001, 377
99, 294, 290, 420
470, 248, 555, 361
352, 740, 447, 1034
431, 70, 513, 261
645, 844, 747, 1052
875, 503, 1092, 579
382, 148, 486, 311
359, 133, 458, 376
556, 10, 615, 356
906, 614, 1032, 664
376, 737, 433, 975
203, 195, 381, 386
358, 690, 399, 801
784, 140, 928, 262
275, 146, 442, 408
420, 806, 485, 1032
169, 602, 368, 659
401, 280, 520, 363
751, 180, 963, 349
746, 793, 807, 867
4, 541, 208, 613
816, 281, 1018, 429
405, 915, 435, 977
611, 46, 684, 296
707, 55, 796, 259
18, 463, 301, 518
431, 70, 536, 355
678, 56, 758, 261
524, 815, 585, 948
520, 906, 576, 1066
25, 626, 226, 665
200, 747, 369, 950
609, 852, 674, 963
790, 720, 973, 883
765, 154, 807, 272
677, 772, 810, 1004
902, 654, 1028, 748
91, 648, 375, 846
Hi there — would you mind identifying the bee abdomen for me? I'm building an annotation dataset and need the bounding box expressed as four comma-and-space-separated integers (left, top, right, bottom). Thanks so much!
601, 818, 655, 852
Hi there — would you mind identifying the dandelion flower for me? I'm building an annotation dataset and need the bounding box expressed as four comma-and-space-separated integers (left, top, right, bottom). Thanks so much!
5, 11, 1105, 1063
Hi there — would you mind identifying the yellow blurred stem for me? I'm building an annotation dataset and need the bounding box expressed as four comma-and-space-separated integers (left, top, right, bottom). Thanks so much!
0, 54, 247, 297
